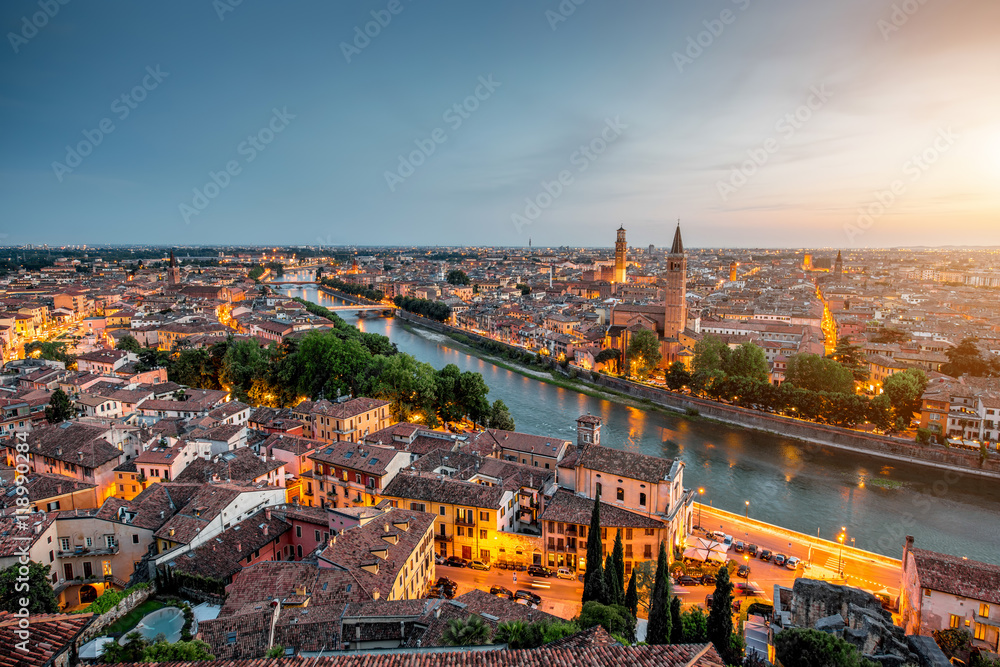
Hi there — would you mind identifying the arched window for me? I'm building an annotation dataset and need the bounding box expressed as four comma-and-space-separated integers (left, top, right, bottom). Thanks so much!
639, 493, 647, 507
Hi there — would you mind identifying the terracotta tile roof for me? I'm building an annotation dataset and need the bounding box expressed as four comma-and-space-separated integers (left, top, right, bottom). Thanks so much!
408, 450, 552, 493
0, 611, 92, 667
199, 607, 274, 660
262, 433, 321, 456
381, 472, 504, 510
13, 422, 121, 469
910, 546, 1000, 605
219, 561, 366, 618
540, 488, 665, 529
172, 513, 290, 582
317, 508, 435, 599
0, 511, 55, 557
471, 429, 571, 458
294, 397, 389, 420
0, 471, 94, 508
174, 448, 282, 484
578, 443, 677, 484
309, 442, 403, 476
542, 624, 618, 649
95, 482, 200, 531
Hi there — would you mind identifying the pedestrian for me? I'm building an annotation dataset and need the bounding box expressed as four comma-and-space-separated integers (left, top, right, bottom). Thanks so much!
513, 572, 517, 585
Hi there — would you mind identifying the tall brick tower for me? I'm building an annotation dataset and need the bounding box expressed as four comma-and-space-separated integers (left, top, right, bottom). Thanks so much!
834, 250, 844, 282
168, 251, 180, 286
613, 226, 627, 284
664, 223, 687, 338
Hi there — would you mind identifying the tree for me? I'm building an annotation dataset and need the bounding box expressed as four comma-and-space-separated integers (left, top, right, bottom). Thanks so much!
25, 341, 74, 366
446, 269, 471, 286
942, 336, 993, 377
487, 399, 516, 430
669, 596, 683, 643
116, 335, 141, 353
882, 368, 928, 428
575, 601, 635, 642
265, 646, 285, 658
495, 619, 578, 649
0, 561, 59, 614
830, 336, 869, 384
45, 388, 75, 423
678, 607, 709, 643
141, 639, 216, 661
724, 342, 769, 382
645, 540, 673, 644
221, 338, 271, 401
441, 615, 490, 646
100, 632, 148, 663
774, 628, 880, 667
611, 529, 625, 606
632, 560, 656, 612
871, 328, 908, 344
582, 489, 606, 605
595, 348, 621, 371
707, 563, 736, 663
603, 554, 619, 607
665, 361, 692, 390
692, 335, 730, 375
624, 570, 638, 618
626, 329, 662, 379
785, 353, 855, 394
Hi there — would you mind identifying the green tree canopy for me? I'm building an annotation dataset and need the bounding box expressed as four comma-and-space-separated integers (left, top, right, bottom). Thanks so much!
446, 269, 471, 285
0, 561, 59, 614
626, 329, 662, 379
785, 353, 855, 394
707, 561, 736, 663
665, 361, 692, 390
115, 335, 142, 353
942, 336, 996, 377
645, 540, 673, 644
441, 615, 490, 646
692, 335, 730, 375
486, 399, 516, 431
882, 368, 928, 428
45, 388, 75, 423
725, 342, 770, 382
575, 601, 636, 643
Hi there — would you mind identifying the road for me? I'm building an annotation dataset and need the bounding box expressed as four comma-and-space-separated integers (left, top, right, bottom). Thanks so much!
435, 564, 585, 620
699, 508, 901, 601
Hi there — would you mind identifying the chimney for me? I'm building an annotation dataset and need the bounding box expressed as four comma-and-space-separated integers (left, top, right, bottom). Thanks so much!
237, 542, 242, 553
903, 535, 914, 564
56, 447, 62, 456
265, 508, 272, 520
78, 452, 84, 461
328, 536, 336, 549
263, 524, 269, 536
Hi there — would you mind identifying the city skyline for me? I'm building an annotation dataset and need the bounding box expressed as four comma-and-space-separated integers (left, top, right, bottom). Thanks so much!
3, 1, 999, 248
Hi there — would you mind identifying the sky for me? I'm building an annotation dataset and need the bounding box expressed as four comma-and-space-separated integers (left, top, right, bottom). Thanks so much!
1, 0, 999, 249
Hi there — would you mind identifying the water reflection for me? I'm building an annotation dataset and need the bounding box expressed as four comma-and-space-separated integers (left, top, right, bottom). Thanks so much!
275, 283, 1000, 564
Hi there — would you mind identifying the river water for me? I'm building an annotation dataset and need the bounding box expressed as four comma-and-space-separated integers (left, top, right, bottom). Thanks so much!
274, 277, 1000, 564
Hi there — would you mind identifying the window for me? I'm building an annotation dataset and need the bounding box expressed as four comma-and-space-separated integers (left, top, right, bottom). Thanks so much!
85, 537, 93, 547
643, 544, 652, 559
457, 526, 464, 537
601, 528, 607, 539
59, 538, 70, 551
296, 526, 302, 538
625, 544, 633, 557
639, 492, 646, 507
356, 473, 363, 484
479, 529, 487, 540
480, 511, 489, 521
226, 632, 237, 645
979, 603, 990, 618
440, 506, 446, 516
616, 487, 624, 501
625, 528, 633, 540
950, 614, 961, 629
411, 502, 426, 513
974, 622, 986, 641
645, 528, 654, 536
132, 534, 139, 544
579, 526, 587, 539
105, 536, 116, 549
315, 529, 321, 541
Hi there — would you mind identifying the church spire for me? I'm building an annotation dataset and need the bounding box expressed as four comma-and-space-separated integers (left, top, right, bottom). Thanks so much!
670, 222, 684, 255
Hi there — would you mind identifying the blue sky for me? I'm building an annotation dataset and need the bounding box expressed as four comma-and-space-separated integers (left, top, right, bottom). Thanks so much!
2, 0, 998, 248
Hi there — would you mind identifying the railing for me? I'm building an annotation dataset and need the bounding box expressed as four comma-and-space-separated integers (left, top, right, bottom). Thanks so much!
58, 545, 119, 558
454, 517, 475, 527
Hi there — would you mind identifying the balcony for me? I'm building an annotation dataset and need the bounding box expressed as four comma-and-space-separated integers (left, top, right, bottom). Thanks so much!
454, 517, 475, 527
434, 533, 453, 542
57, 545, 119, 558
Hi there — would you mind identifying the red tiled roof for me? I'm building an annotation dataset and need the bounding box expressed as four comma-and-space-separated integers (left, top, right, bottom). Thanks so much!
0, 612, 92, 667
910, 546, 1000, 605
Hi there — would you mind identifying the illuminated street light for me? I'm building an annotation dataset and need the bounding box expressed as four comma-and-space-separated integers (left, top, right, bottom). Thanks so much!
697, 488, 705, 529
837, 528, 847, 577
745, 500, 750, 519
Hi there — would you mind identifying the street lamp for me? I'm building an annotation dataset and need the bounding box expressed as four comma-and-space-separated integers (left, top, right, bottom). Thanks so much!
744, 554, 750, 584
837, 529, 847, 577
745, 500, 750, 519
697, 488, 705, 530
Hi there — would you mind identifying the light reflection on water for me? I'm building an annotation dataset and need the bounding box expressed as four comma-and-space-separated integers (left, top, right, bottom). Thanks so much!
276, 281, 1000, 564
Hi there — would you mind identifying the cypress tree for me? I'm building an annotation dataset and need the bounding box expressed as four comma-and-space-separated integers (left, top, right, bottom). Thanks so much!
612, 529, 625, 605
646, 541, 673, 644
708, 563, 735, 662
582, 488, 605, 604
670, 595, 683, 643
624, 570, 638, 618
603, 554, 620, 606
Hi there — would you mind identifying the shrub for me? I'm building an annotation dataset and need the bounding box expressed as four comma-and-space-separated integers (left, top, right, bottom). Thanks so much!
685, 407, 700, 417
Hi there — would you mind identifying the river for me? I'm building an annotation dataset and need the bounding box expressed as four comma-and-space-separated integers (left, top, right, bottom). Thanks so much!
273, 276, 1000, 565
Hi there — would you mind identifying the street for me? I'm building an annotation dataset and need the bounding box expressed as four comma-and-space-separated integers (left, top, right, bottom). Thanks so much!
435, 564, 585, 619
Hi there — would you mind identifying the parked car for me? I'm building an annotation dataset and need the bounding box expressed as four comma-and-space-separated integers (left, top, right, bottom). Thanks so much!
434, 553, 445, 565
514, 589, 542, 606
427, 585, 455, 599
734, 541, 745, 553
746, 544, 758, 556
527, 564, 553, 577
773, 554, 787, 566
468, 560, 491, 571
676, 575, 700, 586
490, 585, 512, 598
436, 577, 457, 589
785, 556, 801, 570
759, 550, 772, 561
443, 556, 468, 568
700, 573, 716, 585
737, 564, 751, 579
556, 567, 574, 580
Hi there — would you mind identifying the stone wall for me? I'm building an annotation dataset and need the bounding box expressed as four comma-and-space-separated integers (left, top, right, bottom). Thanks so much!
79, 585, 152, 643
